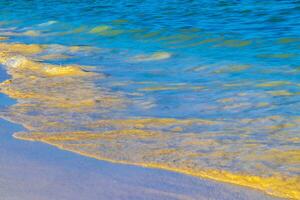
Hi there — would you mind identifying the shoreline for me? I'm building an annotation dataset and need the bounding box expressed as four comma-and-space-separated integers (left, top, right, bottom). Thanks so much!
1, 41, 291, 199
0, 118, 281, 200
1, 1, 299, 198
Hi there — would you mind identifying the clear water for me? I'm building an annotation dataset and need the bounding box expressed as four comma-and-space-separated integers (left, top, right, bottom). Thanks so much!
0, 1, 299, 199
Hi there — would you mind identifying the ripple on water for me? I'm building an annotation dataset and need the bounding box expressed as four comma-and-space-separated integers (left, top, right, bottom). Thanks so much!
0, 41, 299, 200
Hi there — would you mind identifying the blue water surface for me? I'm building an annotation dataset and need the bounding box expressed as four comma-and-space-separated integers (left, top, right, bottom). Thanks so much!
0, 2, 300, 198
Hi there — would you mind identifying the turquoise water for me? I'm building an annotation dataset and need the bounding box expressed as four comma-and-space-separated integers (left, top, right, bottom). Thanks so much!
2, 1, 300, 115
1, 0, 300, 118
0, 1, 300, 199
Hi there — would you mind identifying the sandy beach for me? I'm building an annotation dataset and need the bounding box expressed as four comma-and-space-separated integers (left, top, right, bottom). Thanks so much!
0, 118, 281, 200
1, 1, 299, 199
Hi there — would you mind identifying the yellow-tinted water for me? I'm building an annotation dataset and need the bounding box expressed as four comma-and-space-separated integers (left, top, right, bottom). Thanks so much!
0, 42, 299, 200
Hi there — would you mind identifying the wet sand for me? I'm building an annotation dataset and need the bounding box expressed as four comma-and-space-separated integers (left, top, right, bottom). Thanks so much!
0, 119, 281, 200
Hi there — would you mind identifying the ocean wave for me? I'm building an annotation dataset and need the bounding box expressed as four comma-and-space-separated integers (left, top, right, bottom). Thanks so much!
0, 41, 299, 199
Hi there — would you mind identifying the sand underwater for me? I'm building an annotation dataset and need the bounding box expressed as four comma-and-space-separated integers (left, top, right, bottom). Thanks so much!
0, 43, 284, 200
1, 1, 300, 199
0, 36, 299, 200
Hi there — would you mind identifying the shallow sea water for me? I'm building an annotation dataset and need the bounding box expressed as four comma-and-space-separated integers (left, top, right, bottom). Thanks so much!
0, 1, 299, 199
